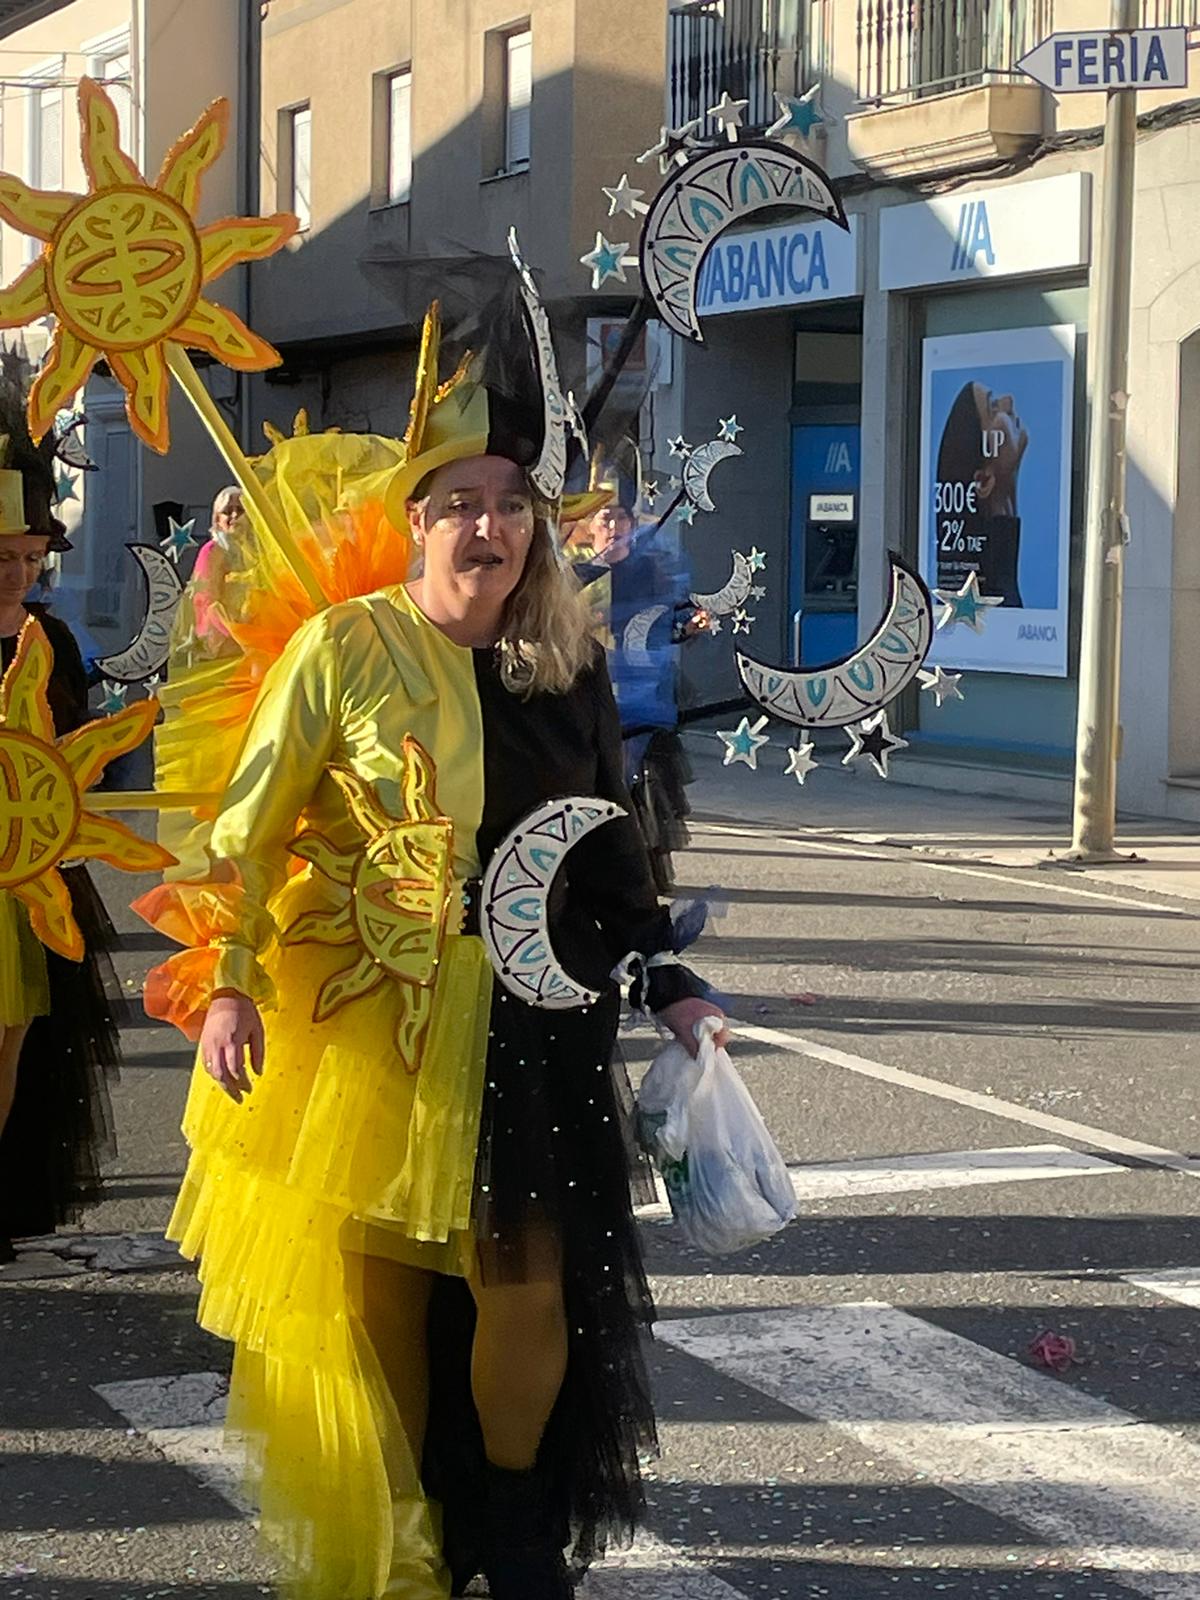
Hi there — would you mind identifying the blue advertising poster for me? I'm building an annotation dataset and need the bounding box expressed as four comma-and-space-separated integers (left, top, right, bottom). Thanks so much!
919, 326, 1075, 677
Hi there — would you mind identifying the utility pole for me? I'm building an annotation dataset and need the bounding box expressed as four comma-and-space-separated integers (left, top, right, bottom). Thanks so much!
1068, 0, 1138, 861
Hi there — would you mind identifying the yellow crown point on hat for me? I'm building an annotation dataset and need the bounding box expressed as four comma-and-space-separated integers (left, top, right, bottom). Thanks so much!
0, 468, 29, 536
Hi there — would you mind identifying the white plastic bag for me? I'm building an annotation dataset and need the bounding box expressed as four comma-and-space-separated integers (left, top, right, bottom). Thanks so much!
637, 1017, 796, 1255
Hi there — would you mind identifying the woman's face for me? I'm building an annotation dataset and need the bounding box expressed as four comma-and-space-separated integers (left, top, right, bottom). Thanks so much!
408, 455, 535, 612
212, 493, 243, 542
0, 535, 49, 604
971, 383, 1028, 512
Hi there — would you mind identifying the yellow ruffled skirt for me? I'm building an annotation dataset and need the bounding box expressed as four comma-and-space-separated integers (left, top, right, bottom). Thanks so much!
169, 873, 492, 1599
0, 889, 50, 1027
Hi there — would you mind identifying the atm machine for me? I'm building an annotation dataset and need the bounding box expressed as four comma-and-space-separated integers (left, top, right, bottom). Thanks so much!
789, 422, 861, 666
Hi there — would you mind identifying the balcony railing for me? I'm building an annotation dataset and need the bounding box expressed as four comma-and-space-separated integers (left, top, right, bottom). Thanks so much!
668, 1, 820, 131
1143, 1, 1200, 23
857, 0, 1055, 106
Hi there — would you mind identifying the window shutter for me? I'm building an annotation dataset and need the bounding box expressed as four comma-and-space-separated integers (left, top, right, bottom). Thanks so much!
505, 30, 532, 170
389, 71, 412, 203
292, 107, 312, 230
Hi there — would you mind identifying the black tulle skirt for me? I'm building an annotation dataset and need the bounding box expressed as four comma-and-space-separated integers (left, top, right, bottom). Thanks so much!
626, 729, 693, 896
0, 866, 119, 1241
423, 981, 659, 1593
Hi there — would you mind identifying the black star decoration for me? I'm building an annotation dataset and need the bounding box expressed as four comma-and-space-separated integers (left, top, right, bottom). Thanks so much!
842, 710, 909, 780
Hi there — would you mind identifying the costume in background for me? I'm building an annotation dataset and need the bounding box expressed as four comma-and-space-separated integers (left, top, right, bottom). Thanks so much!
138, 298, 708, 1599
0, 364, 122, 1250
575, 536, 697, 894
0, 609, 119, 1242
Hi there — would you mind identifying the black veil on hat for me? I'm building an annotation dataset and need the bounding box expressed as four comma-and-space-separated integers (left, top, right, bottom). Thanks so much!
0, 349, 71, 550
379, 231, 611, 534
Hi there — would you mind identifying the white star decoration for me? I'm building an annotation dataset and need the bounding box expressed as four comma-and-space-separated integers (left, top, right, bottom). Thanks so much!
707, 616, 723, 635
842, 710, 909, 780
708, 92, 748, 140
934, 571, 1004, 633
749, 585, 767, 602
731, 608, 755, 635
718, 715, 771, 771
718, 414, 744, 443
580, 231, 632, 290
642, 480, 660, 508
747, 546, 767, 573
602, 172, 647, 218
785, 740, 819, 786
918, 666, 965, 707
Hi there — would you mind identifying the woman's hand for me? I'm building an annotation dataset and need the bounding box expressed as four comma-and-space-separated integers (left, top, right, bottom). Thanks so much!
199, 990, 265, 1103
657, 997, 730, 1058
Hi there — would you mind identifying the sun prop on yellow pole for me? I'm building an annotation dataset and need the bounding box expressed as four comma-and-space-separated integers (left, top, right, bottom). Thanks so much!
0, 77, 323, 611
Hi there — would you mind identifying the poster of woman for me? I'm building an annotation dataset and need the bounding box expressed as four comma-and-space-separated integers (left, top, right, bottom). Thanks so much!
919, 325, 1075, 677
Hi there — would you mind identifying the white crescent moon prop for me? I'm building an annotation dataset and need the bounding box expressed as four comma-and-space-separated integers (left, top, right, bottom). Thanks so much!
736, 556, 934, 729
623, 605, 668, 666
96, 543, 184, 683
481, 796, 626, 1009
690, 550, 753, 617
509, 227, 585, 502
640, 140, 849, 343
682, 439, 742, 513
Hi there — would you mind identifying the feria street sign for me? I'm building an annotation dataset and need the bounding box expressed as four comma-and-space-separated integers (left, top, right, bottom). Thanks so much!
1018, 27, 1189, 93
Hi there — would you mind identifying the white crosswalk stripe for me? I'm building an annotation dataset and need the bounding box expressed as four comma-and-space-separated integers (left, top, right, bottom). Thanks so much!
1123, 1267, 1200, 1309
657, 1302, 1200, 1600
93, 1373, 747, 1598
636, 1142, 1124, 1219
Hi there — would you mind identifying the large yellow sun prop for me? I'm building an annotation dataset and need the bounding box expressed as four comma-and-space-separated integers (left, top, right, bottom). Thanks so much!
281, 738, 455, 1073
0, 619, 173, 960
0, 78, 296, 454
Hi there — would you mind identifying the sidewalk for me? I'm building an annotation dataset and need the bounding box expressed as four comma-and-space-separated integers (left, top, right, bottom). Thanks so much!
680, 719, 1200, 908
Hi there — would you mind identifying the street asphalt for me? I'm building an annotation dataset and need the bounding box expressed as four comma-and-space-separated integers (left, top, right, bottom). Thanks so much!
5, 738, 1200, 1599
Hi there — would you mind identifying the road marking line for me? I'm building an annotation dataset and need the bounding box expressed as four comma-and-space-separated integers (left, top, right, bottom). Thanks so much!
736, 1022, 1200, 1181
695, 822, 1196, 917
1123, 1269, 1200, 1309
636, 1143, 1122, 1221
657, 1303, 1200, 1599
94, 1372, 747, 1598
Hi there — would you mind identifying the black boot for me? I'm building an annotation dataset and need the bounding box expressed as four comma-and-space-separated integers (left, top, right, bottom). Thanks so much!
481, 1462, 574, 1599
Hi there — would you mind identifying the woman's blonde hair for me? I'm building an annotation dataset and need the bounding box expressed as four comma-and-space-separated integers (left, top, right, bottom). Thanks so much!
496, 510, 595, 696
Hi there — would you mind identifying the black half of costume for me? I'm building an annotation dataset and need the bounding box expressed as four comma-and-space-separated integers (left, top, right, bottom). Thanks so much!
0, 608, 119, 1240
424, 644, 705, 1592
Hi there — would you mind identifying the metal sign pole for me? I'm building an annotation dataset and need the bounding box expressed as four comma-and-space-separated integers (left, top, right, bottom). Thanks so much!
1068, 0, 1139, 861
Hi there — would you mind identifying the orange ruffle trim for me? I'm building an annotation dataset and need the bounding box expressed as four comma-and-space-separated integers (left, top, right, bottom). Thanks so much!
133, 876, 272, 1040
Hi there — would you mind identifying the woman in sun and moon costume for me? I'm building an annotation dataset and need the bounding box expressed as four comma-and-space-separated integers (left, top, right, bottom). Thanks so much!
0, 359, 124, 1263
134, 280, 728, 1599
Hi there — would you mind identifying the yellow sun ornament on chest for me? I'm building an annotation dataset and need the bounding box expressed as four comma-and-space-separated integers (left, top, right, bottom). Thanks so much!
281, 737, 455, 1073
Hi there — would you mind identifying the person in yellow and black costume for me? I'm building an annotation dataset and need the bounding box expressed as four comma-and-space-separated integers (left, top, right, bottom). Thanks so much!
0, 360, 119, 1264
138, 273, 728, 1599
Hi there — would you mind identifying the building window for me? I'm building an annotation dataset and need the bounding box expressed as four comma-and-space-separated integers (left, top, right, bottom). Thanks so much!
280, 103, 312, 231
373, 67, 411, 206
25, 68, 62, 261
87, 32, 133, 153
505, 28, 532, 171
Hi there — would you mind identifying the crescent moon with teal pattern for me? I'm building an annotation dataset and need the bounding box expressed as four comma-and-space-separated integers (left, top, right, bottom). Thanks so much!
640, 140, 850, 343
481, 795, 626, 1009
736, 555, 934, 729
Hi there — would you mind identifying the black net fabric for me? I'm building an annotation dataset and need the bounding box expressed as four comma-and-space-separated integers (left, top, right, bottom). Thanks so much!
626, 730, 693, 897
0, 865, 119, 1240
420, 646, 705, 1593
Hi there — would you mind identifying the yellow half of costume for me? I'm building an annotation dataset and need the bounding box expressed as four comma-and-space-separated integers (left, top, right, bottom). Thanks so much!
141, 399, 512, 1597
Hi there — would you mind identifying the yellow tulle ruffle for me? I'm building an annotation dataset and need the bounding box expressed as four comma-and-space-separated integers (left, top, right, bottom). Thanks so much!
0, 889, 49, 1027
168, 870, 492, 1598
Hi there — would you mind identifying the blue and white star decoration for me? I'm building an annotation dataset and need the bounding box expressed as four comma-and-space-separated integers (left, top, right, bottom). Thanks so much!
933, 572, 1003, 633
53, 465, 78, 506
159, 516, 199, 564
718, 714, 771, 771
747, 546, 767, 573
97, 680, 129, 716
766, 85, 825, 141
717, 414, 743, 443
579, 231, 637, 290
677, 501, 697, 527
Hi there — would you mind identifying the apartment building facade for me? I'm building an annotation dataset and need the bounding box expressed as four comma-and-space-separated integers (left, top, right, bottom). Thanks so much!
0, 0, 249, 658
